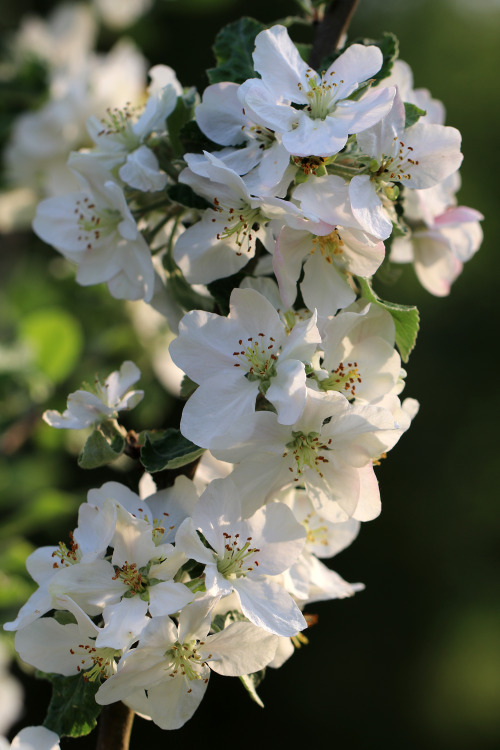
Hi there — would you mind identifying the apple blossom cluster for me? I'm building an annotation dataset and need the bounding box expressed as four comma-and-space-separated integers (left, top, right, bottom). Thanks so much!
6, 469, 363, 729
7, 16, 483, 739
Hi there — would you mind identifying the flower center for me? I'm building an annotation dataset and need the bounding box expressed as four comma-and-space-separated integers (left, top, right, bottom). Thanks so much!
212, 198, 262, 257
112, 560, 161, 601
52, 532, 81, 569
370, 138, 420, 192
298, 70, 345, 120
284, 430, 332, 479
319, 361, 362, 397
97, 105, 141, 150
165, 640, 205, 681
311, 229, 345, 266
72, 644, 117, 682
75, 197, 121, 250
302, 513, 329, 548
232, 333, 280, 392
216, 533, 259, 578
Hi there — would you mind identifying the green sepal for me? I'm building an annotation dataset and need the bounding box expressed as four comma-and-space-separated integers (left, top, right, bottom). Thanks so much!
357, 277, 419, 363
140, 428, 204, 473
404, 102, 427, 129
38, 672, 102, 738
77, 429, 125, 469
239, 669, 266, 708
207, 17, 265, 85
166, 87, 198, 158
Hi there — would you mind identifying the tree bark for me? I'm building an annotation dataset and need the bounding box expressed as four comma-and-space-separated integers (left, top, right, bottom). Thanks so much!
309, 0, 360, 69
96, 702, 134, 750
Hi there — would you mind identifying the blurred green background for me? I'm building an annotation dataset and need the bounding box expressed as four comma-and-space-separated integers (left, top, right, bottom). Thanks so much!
1, 0, 499, 748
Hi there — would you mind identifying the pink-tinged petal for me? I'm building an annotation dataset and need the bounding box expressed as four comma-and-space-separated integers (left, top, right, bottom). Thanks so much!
402, 122, 463, 189
434, 205, 484, 225
439, 221, 483, 263
351, 463, 381, 521
282, 113, 348, 157
233, 577, 306, 636
252, 25, 309, 103
349, 175, 393, 240
202, 621, 278, 676
196, 82, 247, 145
413, 234, 462, 296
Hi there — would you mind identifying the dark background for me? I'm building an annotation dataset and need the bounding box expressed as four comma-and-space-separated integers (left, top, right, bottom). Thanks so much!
1, 1, 499, 748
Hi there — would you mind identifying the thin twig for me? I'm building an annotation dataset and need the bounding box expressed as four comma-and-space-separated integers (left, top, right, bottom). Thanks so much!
308, 0, 360, 69
96, 702, 134, 750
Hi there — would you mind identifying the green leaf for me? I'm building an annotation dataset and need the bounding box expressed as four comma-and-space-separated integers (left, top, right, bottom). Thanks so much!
42, 673, 101, 738
167, 183, 211, 211
19, 308, 83, 384
404, 102, 427, 129
166, 88, 198, 158
357, 277, 419, 363
140, 428, 204, 473
77, 430, 125, 469
239, 669, 266, 708
207, 17, 265, 84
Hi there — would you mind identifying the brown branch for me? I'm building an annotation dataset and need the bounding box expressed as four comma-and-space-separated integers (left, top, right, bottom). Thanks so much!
308, 0, 360, 70
96, 702, 134, 750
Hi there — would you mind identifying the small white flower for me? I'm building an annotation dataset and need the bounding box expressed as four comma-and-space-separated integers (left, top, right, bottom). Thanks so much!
96, 610, 278, 729
170, 287, 321, 448
43, 361, 143, 430
176, 478, 307, 636
239, 25, 396, 158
